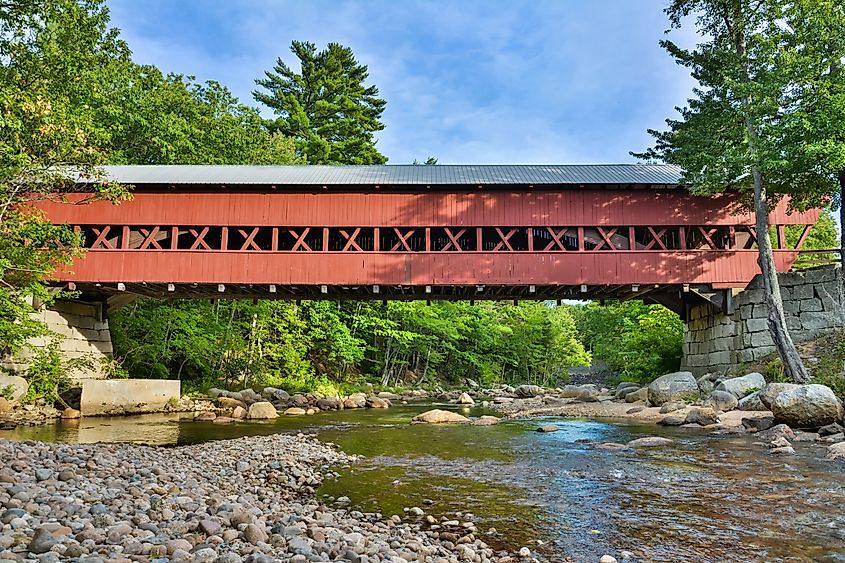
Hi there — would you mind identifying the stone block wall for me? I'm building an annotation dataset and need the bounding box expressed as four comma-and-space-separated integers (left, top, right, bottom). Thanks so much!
1, 300, 111, 381
682, 267, 845, 375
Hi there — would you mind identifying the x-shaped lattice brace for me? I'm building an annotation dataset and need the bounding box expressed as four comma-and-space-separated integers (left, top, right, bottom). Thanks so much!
695, 226, 721, 250
493, 228, 518, 251
643, 227, 668, 250
593, 227, 620, 250
90, 226, 116, 249
735, 226, 758, 249
236, 228, 261, 251
542, 227, 572, 251
289, 228, 312, 251
442, 228, 467, 251
138, 227, 163, 250
340, 228, 363, 251
390, 228, 416, 251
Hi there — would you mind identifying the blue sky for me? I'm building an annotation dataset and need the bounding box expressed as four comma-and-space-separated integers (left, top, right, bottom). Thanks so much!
107, 0, 699, 164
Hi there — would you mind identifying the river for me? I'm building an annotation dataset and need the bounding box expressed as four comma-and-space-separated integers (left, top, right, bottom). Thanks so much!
6, 403, 845, 562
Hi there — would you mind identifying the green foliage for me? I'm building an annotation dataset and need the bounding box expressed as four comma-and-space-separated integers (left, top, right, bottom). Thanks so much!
788, 210, 839, 268
633, 0, 843, 210
254, 40, 387, 164
0, 385, 14, 401
572, 301, 683, 383
22, 345, 70, 405
111, 299, 591, 392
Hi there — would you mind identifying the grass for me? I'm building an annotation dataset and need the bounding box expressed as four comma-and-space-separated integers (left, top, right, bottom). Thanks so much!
753, 331, 845, 397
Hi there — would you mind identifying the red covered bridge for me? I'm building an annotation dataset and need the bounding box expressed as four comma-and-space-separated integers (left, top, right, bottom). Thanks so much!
40, 164, 819, 314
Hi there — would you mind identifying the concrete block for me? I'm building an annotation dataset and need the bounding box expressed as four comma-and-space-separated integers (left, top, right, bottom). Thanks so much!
739, 289, 766, 305
800, 298, 823, 312
786, 316, 802, 332
745, 318, 768, 333
791, 284, 814, 300
752, 304, 768, 318
91, 341, 113, 354
94, 321, 109, 331
737, 349, 755, 363
740, 305, 754, 320
76, 328, 101, 341
53, 301, 98, 318
97, 330, 111, 341
709, 351, 731, 365
752, 346, 776, 360
782, 300, 800, 315
686, 355, 706, 368
81, 379, 181, 416
800, 311, 836, 331
751, 332, 774, 347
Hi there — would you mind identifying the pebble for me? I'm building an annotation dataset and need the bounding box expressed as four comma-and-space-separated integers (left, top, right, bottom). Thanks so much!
0, 433, 514, 562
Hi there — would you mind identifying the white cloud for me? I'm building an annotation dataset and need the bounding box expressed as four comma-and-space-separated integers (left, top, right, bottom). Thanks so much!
107, 0, 699, 164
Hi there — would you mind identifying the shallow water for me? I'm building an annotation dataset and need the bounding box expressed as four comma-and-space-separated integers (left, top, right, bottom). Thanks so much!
5, 403, 845, 562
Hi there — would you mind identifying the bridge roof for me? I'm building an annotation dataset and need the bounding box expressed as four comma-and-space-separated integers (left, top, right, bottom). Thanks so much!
85, 164, 683, 187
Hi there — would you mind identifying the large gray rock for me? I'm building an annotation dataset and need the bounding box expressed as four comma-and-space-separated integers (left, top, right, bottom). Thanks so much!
615, 383, 640, 399
737, 391, 768, 411
715, 372, 766, 399
706, 390, 738, 412
625, 387, 649, 403
696, 375, 715, 396
515, 385, 543, 398
0, 375, 27, 403
759, 383, 800, 410
647, 371, 699, 406
770, 384, 843, 429
561, 385, 581, 398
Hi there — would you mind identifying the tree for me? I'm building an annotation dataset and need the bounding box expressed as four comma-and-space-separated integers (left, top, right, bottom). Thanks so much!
253, 40, 387, 164
107, 68, 299, 165
633, 0, 844, 382
0, 0, 129, 361
774, 1, 845, 255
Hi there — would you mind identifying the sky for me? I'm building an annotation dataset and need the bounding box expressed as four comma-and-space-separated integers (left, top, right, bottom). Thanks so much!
107, 0, 700, 165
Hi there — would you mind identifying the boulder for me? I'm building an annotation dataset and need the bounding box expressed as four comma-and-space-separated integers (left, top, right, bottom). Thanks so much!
217, 397, 247, 410
246, 402, 278, 420
826, 442, 845, 461
626, 406, 645, 414
819, 422, 845, 437
0, 374, 27, 403
627, 436, 674, 448
472, 415, 500, 426
615, 383, 641, 399
536, 425, 559, 433
737, 391, 767, 411
659, 401, 686, 414
647, 371, 698, 406
261, 387, 290, 402
658, 414, 686, 426
60, 407, 81, 419
231, 406, 247, 419
770, 384, 843, 429
366, 397, 390, 409
757, 423, 795, 442
457, 392, 475, 405
290, 394, 310, 407
561, 385, 581, 398
317, 397, 342, 411
685, 407, 719, 426
759, 383, 800, 410
412, 409, 469, 424
206, 388, 226, 398
741, 415, 775, 432
193, 412, 216, 422
715, 372, 766, 399
625, 387, 649, 403
0, 397, 10, 414
212, 416, 235, 424
284, 407, 306, 416
696, 375, 715, 396
515, 385, 544, 398
706, 390, 738, 412
573, 388, 599, 403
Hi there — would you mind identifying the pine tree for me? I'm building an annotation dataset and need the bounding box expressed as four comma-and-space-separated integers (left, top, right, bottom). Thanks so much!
253, 41, 387, 164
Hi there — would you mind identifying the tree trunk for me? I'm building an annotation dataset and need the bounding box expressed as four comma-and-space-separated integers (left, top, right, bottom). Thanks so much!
733, 21, 808, 383
839, 169, 845, 261
751, 165, 809, 382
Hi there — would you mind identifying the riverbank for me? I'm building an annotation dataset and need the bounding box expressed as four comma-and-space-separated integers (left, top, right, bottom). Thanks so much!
0, 433, 515, 562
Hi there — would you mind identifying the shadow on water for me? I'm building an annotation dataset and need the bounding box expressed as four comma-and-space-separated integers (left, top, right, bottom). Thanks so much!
5, 405, 845, 562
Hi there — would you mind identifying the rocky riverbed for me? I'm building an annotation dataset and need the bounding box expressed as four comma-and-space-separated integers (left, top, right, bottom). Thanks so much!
0, 433, 514, 563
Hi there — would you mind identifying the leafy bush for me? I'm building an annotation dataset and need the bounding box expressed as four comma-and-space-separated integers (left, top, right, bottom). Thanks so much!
572, 301, 683, 383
